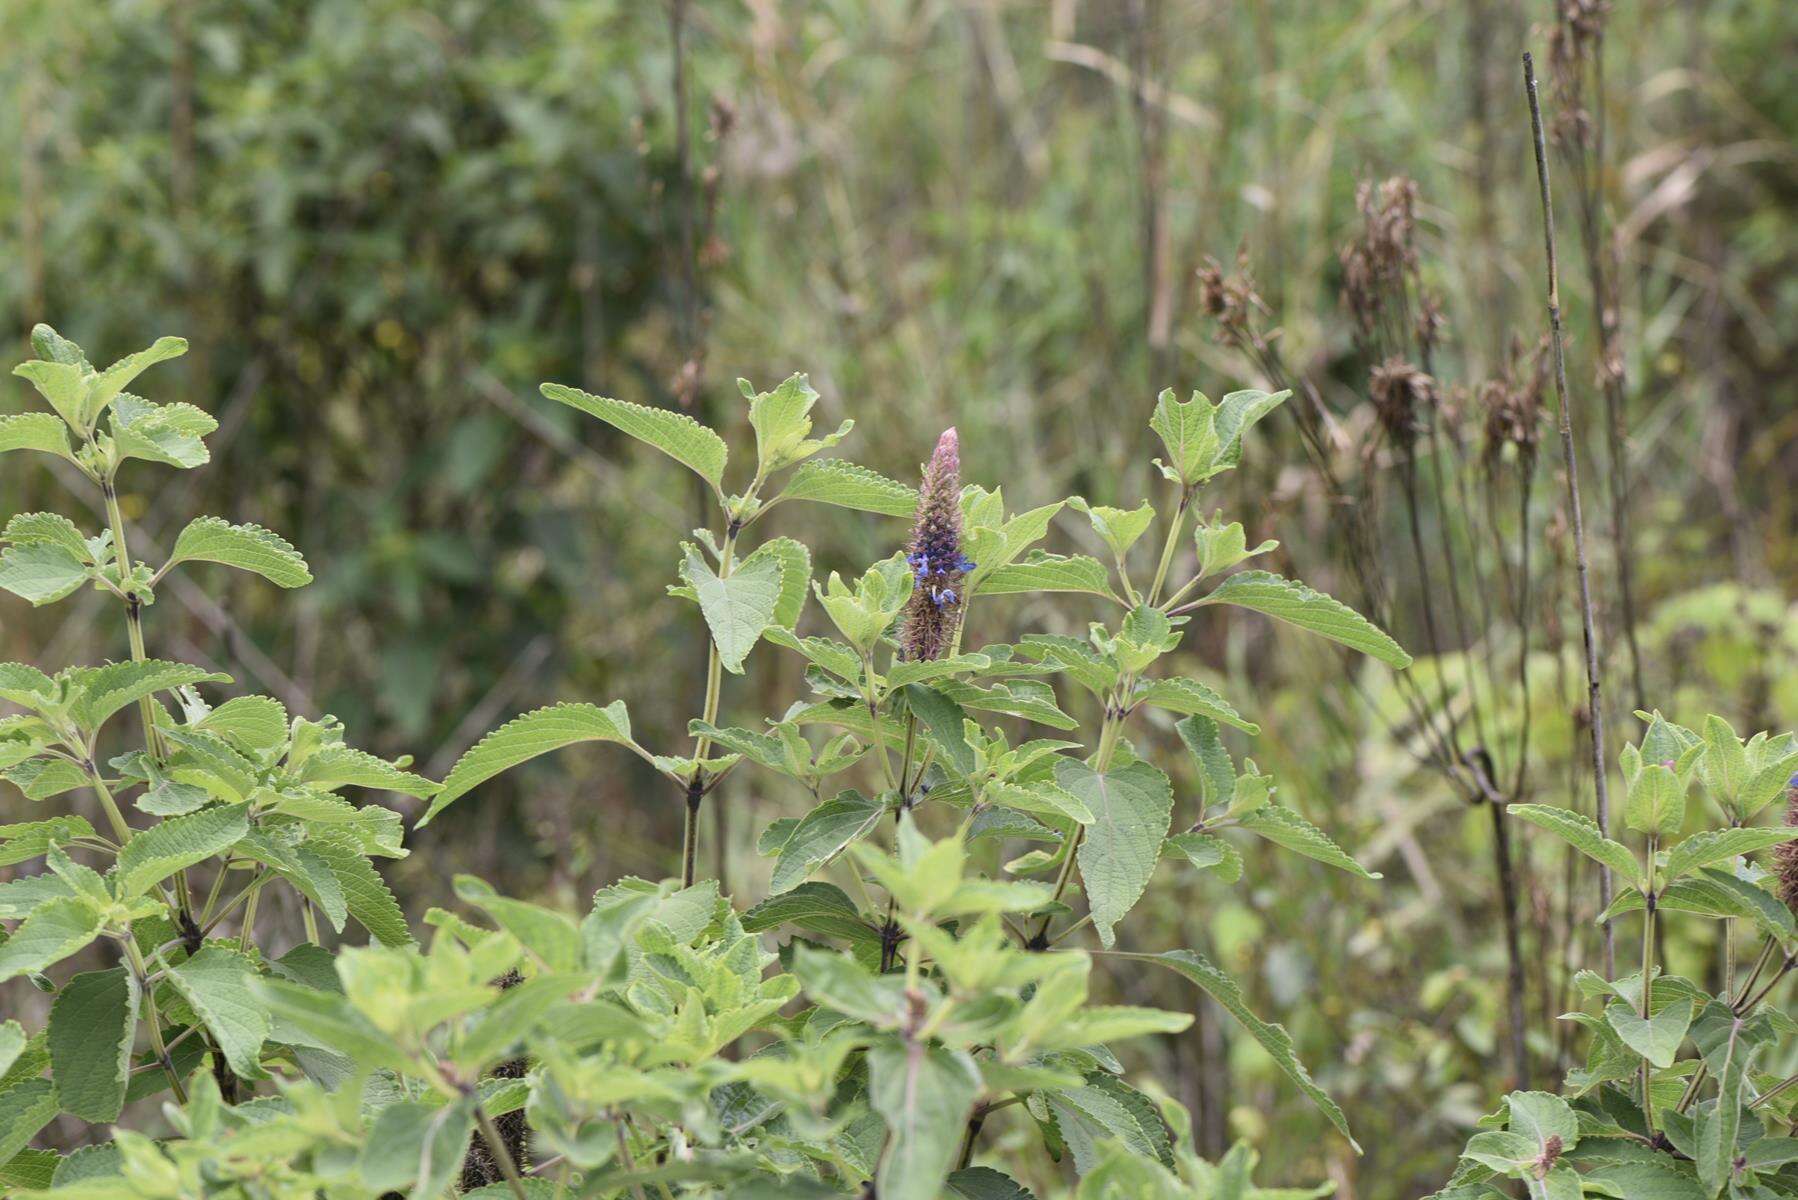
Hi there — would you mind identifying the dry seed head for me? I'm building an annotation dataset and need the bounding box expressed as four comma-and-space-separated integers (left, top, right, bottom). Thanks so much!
1369, 357, 1435, 449
1775, 779, 1798, 914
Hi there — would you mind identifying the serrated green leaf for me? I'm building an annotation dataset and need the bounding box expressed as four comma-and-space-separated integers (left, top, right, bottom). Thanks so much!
741, 882, 880, 945
306, 835, 413, 947
945, 1167, 1037, 1200
1623, 763, 1685, 838
72, 660, 229, 732
109, 397, 217, 468
741, 536, 810, 630
251, 977, 413, 1072
1605, 999, 1692, 1069
0, 543, 88, 606
976, 552, 1119, 602
683, 543, 784, 674
3, 513, 91, 563
84, 337, 188, 426
1068, 498, 1157, 561
166, 945, 271, 1080
0, 1022, 25, 1078
297, 746, 440, 798
541, 383, 728, 489
196, 695, 289, 750
0, 1079, 58, 1165
1237, 805, 1381, 880
0, 1147, 57, 1191
0, 816, 97, 868
1135, 676, 1258, 733
1149, 389, 1220, 485
869, 1040, 981, 1200
0, 897, 103, 982
1664, 826, 1798, 882
770, 790, 886, 894
1509, 804, 1644, 891
1058, 758, 1173, 947
3, 757, 90, 801
1134, 949, 1357, 1150
1210, 388, 1291, 472
422, 701, 635, 826
774, 458, 917, 515
0, 413, 76, 461
48, 967, 138, 1122
165, 517, 312, 588
1194, 571, 1411, 667
1163, 832, 1244, 883
111, 803, 249, 899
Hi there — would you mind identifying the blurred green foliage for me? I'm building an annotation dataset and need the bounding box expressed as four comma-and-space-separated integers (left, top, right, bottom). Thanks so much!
1, 0, 1793, 1194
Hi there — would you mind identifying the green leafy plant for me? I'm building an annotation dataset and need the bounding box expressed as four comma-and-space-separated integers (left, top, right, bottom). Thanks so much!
1, 330, 1406, 1197
1435, 715, 1798, 1199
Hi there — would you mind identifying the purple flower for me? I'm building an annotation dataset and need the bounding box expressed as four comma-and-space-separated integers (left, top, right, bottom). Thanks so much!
900, 429, 970, 661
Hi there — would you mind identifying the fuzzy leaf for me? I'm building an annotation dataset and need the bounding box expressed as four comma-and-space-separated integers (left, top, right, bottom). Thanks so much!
1237, 806, 1381, 880
1194, 571, 1411, 668
1058, 758, 1173, 947
165, 517, 312, 588
1605, 999, 1692, 1069
774, 458, 917, 515
976, 552, 1119, 602
3, 513, 90, 563
0, 413, 76, 461
1163, 832, 1244, 883
48, 967, 138, 1122
540, 383, 728, 489
0, 543, 88, 606
770, 790, 886, 894
1663, 826, 1798, 882
297, 746, 440, 798
741, 537, 811, 630
1136, 676, 1258, 733
1148, 389, 1220, 485
72, 660, 229, 732
0, 897, 104, 982
423, 701, 634, 826
741, 882, 880, 946
1137, 949, 1357, 1150
166, 946, 271, 1080
683, 544, 784, 674
1509, 804, 1644, 891
0, 816, 97, 869
868, 1040, 982, 1200
112, 804, 249, 899
110, 397, 217, 468
306, 835, 413, 947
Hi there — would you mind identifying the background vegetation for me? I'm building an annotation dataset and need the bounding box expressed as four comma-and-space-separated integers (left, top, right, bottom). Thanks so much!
1, 1, 1793, 1195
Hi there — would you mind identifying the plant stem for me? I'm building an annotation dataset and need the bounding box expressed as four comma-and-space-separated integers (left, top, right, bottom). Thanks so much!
473, 1102, 530, 1200
123, 937, 187, 1104
683, 524, 739, 887
1524, 52, 1616, 977
88, 769, 133, 844
1640, 836, 1657, 1132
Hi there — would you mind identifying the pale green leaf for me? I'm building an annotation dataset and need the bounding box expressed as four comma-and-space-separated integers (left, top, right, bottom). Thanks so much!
1135, 676, 1258, 733
166, 946, 271, 1080
1194, 571, 1411, 667
422, 700, 635, 826
165, 517, 311, 588
1663, 826, 1798, 882
0, 897, 104, 982
0, 413, 75, 461
869, 1040, 981, 1200
1148, 389, 1220, 485
72, 660, 229, 732
297, 746, 440, 798
111, 803, 249, 899
1605, 999, 1692, 1069
740, 536, 810, 630
1508, 805, 1644, 891
3, 513, 91, 563
770, 790, 886, 894
0, 543, 88, 606
1058, 758, 1173, 947
976, 552, 1119, 602
774, 458, 916, 515
109, 397, 217, 469
540, 383, 728, 489
1237, 805, 1382, 880
683, 544, 784, 674
306, 834, 413, 947
1135, 949, 1357, 1150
